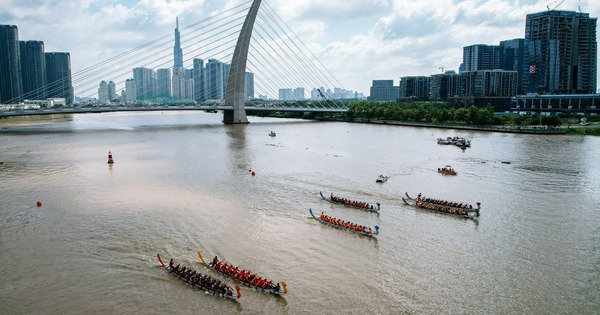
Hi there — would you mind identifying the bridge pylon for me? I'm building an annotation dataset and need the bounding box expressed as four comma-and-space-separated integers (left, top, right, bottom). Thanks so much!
223, 0, 262, 124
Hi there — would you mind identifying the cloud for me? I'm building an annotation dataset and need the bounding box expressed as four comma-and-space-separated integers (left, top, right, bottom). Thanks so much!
2, 0, 599, 96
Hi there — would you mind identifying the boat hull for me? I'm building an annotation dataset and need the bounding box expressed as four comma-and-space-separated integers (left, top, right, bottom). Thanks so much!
197, 251, 287, 296
319, 191, 380, 212
309, 209, 379, 237
157, 253, 241, 300
403, 192, 479, 218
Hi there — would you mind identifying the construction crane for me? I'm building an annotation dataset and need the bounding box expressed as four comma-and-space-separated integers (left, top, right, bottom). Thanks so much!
439, 66, 445, 73
547, 0, 566, 11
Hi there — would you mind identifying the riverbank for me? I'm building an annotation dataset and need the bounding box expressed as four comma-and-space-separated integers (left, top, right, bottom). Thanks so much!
315, 117, 600, 135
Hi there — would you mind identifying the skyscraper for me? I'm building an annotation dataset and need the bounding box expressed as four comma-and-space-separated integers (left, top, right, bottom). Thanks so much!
205, 59, 229, 100
133, 67, 156, 101
524, 10, 597, 94
245, 72, 254, 100
0, 25, 23, 103
173, 17, 183, 71
369, 80, 399, 101
463, 44, 501, 72
193, 58, 205, 103
107, 81, 116, 102
156, 68, 172, 98
45, 52, 73, 104
20, 40, 47, 100
499, 39, 526, 95
98, 81, 109, 104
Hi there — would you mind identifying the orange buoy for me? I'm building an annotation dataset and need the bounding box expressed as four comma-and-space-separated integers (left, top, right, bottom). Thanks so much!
36, 200, 42, 207
251, 171, 255, 176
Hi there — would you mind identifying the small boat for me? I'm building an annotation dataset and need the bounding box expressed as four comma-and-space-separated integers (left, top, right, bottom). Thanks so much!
107, 151, 114, 164
402, 192, 480, 218
376, 175, 389, 183
309, 209, 379, 237
437, 137, 454, 145
156, 253, 241, 300
268, 131, 276, 137
197, 251, 287, 296
320, 191, 380, 212
438, 165, 457, 175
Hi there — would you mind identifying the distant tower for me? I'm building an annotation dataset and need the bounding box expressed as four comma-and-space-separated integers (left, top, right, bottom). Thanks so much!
98, 80, 108, 104
173, 17, 184, 71
0, 25, 23, 103
20, 40, 47, 100
45, 52, 74, 104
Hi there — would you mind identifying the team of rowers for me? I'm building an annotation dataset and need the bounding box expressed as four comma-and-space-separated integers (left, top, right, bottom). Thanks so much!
168, 259, 236, 297
329, 192, 380, 210
319, 211, 375, 235
415, 193, 474, 215
210, 256, 282, 293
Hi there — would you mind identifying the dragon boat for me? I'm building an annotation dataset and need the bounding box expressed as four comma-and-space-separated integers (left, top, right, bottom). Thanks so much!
309, 209, 379, 237
319, 191, 380, 212
402, 192, 480, 218
157, 253, 241, 300
197, 251, 287, 296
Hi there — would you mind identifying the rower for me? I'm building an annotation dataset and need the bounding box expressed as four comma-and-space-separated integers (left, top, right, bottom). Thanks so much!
169, 258, 174, 268
212, 256, 218, 265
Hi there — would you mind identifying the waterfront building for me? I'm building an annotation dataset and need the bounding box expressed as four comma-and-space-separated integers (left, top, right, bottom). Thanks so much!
19, 40, 46, 100
279, 88, 293, 101
205, 59, 229, 100
173, 17, 183, 71
245, 72, 254, 100
133, 67, 156, 101
524, 10, 597, 94
125, 79, 136, 102
399, 76, 430, 100
98, 80, 109, 104
369, 80, 399, 101
193, 58, 205, 103
429, 71, 459, 101
156, 68, 171, 99
107, 81, 116, 102
499, 39, 526, 95
45, 52, 73, 104
462, 44, 501, 72
0, 25, 23, 103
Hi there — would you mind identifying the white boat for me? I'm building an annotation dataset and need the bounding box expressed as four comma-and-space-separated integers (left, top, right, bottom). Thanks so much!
376, 175, 389, 183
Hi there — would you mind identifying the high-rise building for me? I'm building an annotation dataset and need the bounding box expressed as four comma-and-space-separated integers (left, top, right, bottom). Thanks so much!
133, 67, 156, 101
463, 44, 501, 72
369, 80, 399, 101
399, 76, 430, 100
20, 40, 46, 100
524, 10, 597, 94
107, 81, 116, 101
173, 17, 184, 71
156, 68, 171, 98
205, 59, 229, 100
0, 25, 23, 103
98, 80, 109, 104
429, 71, 459, 101
193, 58, 205, 103
45, 52, 73, 104
499, 39, 526, 95
125, 79, 136, 102
245, 72, 254, 100
278, 88, 294, 100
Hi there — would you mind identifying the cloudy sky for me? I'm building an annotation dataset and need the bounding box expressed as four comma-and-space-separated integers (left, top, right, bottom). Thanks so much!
2, 0, 599, 96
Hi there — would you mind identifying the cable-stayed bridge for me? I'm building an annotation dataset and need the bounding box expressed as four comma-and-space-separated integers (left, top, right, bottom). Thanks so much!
2, 0, 353, 122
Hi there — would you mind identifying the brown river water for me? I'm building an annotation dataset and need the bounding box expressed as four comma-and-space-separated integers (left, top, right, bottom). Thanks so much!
1, 111, 598, 314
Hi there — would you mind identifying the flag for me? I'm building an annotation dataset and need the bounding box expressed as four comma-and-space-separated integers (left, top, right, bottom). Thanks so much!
529, 65, 537, 73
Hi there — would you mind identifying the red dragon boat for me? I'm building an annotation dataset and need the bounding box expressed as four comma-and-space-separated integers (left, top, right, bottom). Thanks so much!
197, 251, 287, 296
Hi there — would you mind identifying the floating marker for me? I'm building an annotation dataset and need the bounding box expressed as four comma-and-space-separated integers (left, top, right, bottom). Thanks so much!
37, 200, 42, 207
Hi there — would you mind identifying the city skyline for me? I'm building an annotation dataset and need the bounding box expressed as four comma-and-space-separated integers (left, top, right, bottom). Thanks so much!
2, 0, 599, 95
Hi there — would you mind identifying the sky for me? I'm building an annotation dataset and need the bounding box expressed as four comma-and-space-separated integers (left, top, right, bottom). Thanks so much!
2, 0, 599, 96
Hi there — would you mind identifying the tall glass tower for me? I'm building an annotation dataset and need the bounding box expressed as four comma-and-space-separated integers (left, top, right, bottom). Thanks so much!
20, 40, 47, 100
45, 52, 74, 104
173, 17, 184, 71
0, 25, 23, 103
525, 10, 597, 94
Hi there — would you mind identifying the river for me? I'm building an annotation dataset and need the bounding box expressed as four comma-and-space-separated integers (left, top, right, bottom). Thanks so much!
1, 111, 598, 314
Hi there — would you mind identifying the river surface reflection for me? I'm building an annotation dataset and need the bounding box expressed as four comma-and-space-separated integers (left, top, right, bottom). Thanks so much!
1, 111, 598, 314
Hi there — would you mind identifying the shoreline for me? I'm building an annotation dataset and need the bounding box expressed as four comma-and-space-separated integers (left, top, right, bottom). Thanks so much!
313, 117, 600, 135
